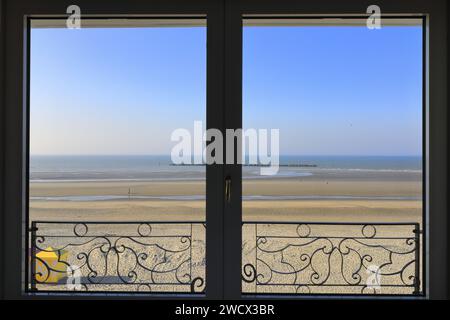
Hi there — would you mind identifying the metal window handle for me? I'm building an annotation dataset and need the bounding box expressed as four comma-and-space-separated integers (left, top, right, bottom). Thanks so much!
225, 176, 232, 203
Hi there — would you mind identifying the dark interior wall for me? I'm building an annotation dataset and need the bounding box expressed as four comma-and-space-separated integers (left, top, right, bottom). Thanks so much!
447, 1, 450, 298
426, 0, 448, 300
0, 0, 5, 301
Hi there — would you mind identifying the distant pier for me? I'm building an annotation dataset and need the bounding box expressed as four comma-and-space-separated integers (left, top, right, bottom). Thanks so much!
170, 163, 318, 167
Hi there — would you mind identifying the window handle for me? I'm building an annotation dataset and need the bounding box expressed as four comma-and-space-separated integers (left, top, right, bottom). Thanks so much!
225, 176, 232, 203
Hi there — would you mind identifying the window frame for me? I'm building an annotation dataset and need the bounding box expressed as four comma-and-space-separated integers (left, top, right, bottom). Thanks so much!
222, 0, 447, 300
1, 0, 226, 300
0, 0, 448, 300
237, 14, 427, 299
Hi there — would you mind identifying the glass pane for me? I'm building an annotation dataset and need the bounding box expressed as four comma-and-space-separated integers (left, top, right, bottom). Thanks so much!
242, 18, 423, 295
28, 19, 206, 293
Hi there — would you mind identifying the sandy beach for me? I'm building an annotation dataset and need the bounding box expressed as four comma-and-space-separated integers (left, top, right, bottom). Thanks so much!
30, 169, 422, 223
29, 169, 422, 294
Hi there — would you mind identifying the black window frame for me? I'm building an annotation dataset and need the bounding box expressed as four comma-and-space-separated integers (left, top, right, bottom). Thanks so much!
0, 0, 448, 300
1, 0, 226, 300
223, 0, 447, 300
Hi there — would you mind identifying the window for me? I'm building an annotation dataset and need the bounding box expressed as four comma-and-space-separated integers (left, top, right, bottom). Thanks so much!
28, 18, 207, 293
1, 0, 448, 300
241, 18, 424, 295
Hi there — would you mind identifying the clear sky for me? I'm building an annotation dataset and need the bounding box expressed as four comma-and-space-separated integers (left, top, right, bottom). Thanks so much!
30, 24, 422, 156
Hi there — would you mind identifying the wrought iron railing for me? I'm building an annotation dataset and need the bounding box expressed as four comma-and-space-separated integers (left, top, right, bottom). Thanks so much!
242, 222, 422, 295
28, 221, 206, 293
29, 221, 422, 295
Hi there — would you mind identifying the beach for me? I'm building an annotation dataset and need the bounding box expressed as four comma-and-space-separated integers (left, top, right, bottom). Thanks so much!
29, 169, 422, 223
28, 159, 423, 294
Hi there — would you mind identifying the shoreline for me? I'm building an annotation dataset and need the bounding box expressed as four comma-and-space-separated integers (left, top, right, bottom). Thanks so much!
29, 167, 422, 183
30, 194, 422, 201
29, 177, 422, 225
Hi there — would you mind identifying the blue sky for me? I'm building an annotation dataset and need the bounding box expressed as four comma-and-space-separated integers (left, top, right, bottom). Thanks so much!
30, 25, 422, 156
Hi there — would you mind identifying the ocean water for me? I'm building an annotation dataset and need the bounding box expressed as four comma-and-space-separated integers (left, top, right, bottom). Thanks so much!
29, 155, 422, 182
277, 155, 422, 171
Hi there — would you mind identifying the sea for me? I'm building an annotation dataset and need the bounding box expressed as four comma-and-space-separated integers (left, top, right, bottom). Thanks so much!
29, 155, 422, 201
30, 155, 422, 182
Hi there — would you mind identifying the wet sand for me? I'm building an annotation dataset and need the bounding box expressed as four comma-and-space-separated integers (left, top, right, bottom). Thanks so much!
29, 175, 422, 223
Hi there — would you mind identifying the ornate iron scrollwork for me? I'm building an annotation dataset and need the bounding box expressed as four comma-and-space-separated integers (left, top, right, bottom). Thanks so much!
242, 222, 421, 295
29, 221, 206, 293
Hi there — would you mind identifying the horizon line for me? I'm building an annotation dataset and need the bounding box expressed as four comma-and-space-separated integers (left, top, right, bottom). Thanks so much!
29, 153, 423, 157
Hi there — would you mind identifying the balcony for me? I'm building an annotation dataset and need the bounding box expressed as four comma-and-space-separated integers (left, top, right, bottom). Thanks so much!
29, 221, 421, 295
